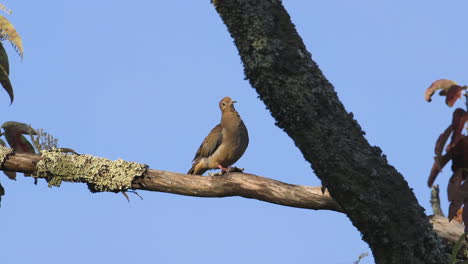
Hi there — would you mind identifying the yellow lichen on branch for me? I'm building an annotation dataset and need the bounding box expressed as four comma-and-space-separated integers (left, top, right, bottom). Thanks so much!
0, 145, 13, 166
36, 150, 148, 192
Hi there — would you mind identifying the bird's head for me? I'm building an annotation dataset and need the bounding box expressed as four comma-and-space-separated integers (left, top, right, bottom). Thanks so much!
219, 96, 237, 112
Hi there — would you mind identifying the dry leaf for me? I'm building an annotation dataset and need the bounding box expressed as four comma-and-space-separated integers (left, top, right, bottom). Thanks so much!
0, 15, 23, 58
449, 199, 463, 221
428, 153, 451, 187
448, 169, 463, 202
425, 79, 458, 102
450, 137, 468, 172
449, 109, 468, 149
435, 124, 453, 156
454, 207, 464, 223
2, 121, 36, 153
463, 205, 468, 232
445, 85, 465, 107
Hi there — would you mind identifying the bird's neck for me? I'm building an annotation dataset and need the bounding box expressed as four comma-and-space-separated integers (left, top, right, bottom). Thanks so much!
221, 110, 242, 128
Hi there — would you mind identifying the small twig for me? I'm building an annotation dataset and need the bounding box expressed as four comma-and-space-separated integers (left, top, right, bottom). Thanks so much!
431, 184, 445, 217
127, 190, 144, 200
353, 252, 369, 264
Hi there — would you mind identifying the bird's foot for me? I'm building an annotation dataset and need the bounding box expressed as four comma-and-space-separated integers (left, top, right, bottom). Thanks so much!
226, 166, 244, 173
210, 165, 244, 176
321, 186, 327, 194
217, 164, 228, 174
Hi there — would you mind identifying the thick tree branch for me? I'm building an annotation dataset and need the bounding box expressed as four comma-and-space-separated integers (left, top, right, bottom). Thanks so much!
2, 151, 466, 255
1, 151, 341, 212
212, 0, 447, 263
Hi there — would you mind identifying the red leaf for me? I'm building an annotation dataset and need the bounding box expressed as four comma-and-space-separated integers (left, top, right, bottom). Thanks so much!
455, 207, 464, 223
435, 124, 453, 156
448, 169, 463, 201
446, 85, 465, 107
425, 79, 458, 102
449, 200, 463, 221
428, 153, 451, 187
451, 137, 468, 172
450, 109, 468, 150
463, 205, 468, 232
453, 175, 468, 202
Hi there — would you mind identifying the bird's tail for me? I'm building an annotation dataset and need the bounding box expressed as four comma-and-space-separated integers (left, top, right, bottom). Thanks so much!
187, 161, 206, 175
187, 166, 195, 175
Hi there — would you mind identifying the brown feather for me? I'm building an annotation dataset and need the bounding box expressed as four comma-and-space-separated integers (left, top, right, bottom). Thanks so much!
192, 125, 223, 162
188, 97, 249, 175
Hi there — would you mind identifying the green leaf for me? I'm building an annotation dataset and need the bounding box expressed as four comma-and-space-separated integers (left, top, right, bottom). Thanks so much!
0, 42, 10, 75
0, 41, 12, 103
0, 62, 13, 103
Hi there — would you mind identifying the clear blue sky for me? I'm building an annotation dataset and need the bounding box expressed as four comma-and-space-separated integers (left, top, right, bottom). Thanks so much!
1, 1, 467, 263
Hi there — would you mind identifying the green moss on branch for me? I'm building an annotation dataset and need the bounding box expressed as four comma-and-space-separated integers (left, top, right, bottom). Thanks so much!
36, 150, 148, 192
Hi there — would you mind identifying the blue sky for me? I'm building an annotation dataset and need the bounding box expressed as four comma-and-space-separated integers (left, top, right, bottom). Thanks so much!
1, 1, 468, 263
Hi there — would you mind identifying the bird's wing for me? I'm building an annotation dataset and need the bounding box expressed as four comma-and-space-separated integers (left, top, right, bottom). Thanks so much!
192, 124, 223, 161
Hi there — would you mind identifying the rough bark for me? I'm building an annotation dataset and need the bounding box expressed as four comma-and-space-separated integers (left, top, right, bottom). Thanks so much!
212, 0, 447, 263
1, 152, 341, 212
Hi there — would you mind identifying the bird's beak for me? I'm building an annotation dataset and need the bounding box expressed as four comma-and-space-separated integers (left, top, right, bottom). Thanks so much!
232, 100, 237, 104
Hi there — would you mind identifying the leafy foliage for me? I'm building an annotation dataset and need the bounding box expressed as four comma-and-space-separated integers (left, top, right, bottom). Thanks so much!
425, 79, 467, 107
0, 14, 19, 104
0, 121, 67, 206
2, 121, 36, 153
0, 121, 36, 181
426, 79, 468, 232
0, 121, 36, 206
0, 5, 23, 104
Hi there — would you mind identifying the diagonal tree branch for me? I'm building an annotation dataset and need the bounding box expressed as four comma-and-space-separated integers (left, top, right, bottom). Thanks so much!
212, 0, 447, 263
1, 151, 341, 212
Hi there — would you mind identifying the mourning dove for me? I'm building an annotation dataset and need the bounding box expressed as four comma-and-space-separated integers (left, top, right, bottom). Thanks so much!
188, 96, 249, 175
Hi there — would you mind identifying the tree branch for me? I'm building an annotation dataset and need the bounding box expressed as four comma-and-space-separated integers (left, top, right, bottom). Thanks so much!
1, 151, 342, 212
2, 151, 466, 255
212, 0, 447, 262
431, 184, 445, 217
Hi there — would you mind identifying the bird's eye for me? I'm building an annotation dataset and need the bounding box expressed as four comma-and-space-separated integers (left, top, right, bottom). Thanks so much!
222, 102, 226, 106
